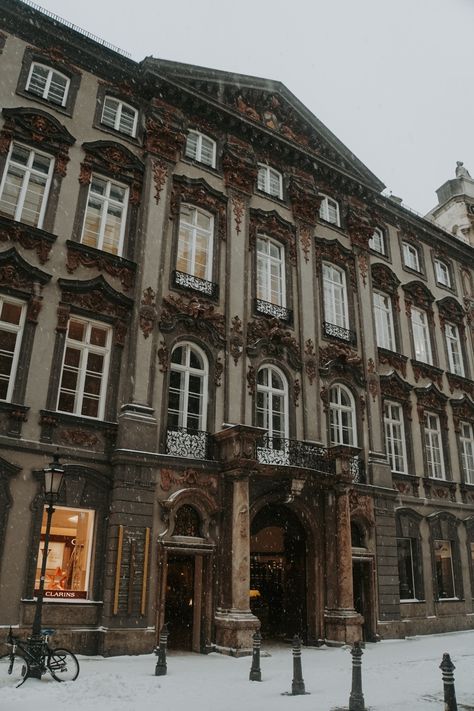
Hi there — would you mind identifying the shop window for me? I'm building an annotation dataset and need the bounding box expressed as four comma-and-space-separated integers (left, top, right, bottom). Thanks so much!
174, 505, 201, 537
434, 539, 456, 599
35, 505, 94, 600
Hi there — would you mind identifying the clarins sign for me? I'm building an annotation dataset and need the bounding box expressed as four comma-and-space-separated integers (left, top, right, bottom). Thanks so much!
35, 590, 87, 599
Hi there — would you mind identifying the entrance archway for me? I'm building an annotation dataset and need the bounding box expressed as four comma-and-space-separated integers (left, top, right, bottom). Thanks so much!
250, 504, 307, 640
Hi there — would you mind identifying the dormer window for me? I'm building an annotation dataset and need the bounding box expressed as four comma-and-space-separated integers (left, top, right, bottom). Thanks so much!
369, 227, 386, 255
319, 195, 340, 226
101, 97, 138, 137
26, 62, 69, 106
185, 130, 216, 168
435, 259, 451, 288
257, 164, 283, 199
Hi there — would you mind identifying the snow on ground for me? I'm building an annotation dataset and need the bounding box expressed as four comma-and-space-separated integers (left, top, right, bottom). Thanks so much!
1, 630, 473, 711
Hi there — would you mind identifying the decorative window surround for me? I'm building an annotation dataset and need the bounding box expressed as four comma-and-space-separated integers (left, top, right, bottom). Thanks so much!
319, 194, 340, 226
424, 412, 446, 480
257, 164, 283, 199
81, 175, 128, 256
402, 241, 421, 273
384, 400, 408, 474
435, 259, 452, 289
65, 239, 136, 292
101, 96, 138, 137
0, 142, 53, 229
16, 47, 81, 116
170, 176, 227, 243
176, 204, 214, 284
26, 62, 70, 107
329, 383, 357, 447
374, 291, 396, 351
445, 322, 465, 377
369, 227, 386, 255
256, 235, 286, 313
0, 213, 56, 264
185, 130, 216, 168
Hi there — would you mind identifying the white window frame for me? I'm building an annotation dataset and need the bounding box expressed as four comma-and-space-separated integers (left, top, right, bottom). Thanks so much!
256, 364, 289, 440
369, 227, 386, 255
435, 259, 451, 288
403, 242, 421, 272
167, 343, 208, 432
329, 383, 357, 446
176, 205, 214, 281
101, 96, 138, 137
26, 62, 70, 106
460, 421, 474, 484
411, 307, 432, 364
184, 130, 216, 168
384, 401, 408, 474
445, 322, 464, 376
424, 412, 446, 480
0, 142, 53, 229
257, 164, 283, 199
322, 262, 348, 329
0, 296, 26, 403
81, 174, 129, 256
256, 235, 286, 307
319, 194, 340, 226
57, 317, 112, 420
373, 291, 396, 351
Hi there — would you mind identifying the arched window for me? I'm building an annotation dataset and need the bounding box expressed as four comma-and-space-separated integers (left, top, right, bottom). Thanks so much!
329, 384, 356, 446
174, 505, 201, 537
256, 365, 289, 443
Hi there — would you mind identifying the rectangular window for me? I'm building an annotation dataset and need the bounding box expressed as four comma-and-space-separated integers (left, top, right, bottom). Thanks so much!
412, 307, 432, 364
445, 323, 464, 376
397, 538, 417, 600
26, 62, 69, 106
57, 318, 111, 419
81, 175, 128, 256
424, 412, 446, 479
384, 401, 408, 474
435, 259, 451, 288
176, 205, 214, 281
323, 263, 348, 329
0, 296, 26, 402
374, 291, 396, 350
101, 96, 138, 137
0, 143, 53, 228
35, 505, 94, 600
369, 228, 386, 255
185, 131, 216, 168
434, 540, 456, 599
257, 236, 286, 307
460, 422, 474, 484
257, 165, 283, 199
319, 195, 340, 226
403, 242, 421, 271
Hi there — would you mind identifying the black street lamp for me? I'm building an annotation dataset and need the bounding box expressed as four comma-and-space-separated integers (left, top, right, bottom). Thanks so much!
28, 453, 65, 676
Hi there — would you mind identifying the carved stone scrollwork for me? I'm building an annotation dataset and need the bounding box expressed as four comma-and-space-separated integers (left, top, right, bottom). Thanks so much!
403, 281, 435, 322
229, 315, 244, 365
80, 141, 144, 205
170, 176, 227, 241
304, 339, 317, 385
145, 98, 187, 162
288, 171, 321, 225
215, 355, 223, 387
377, 348, 408, 377
446, 373, 474, 398
371, 263, 401, 295
315, 238, 356, 290
299, 224, 312, 263
247, 365, 256, 395
411, 360, 444, 389
247, 317, 301, 369
139, 286, 157, 339
0, 247, 51, 296
450, 395, 474, 432
320, 386, 329, 412
159, 293, 225, 347
380, 371, 413, 420
59, 275, 132, 322
319, 343, 364, 385
160, 467, 218, 494
437, 296, 466, 334
231, 192, 245, 234
65, 241, 135, 291
415, 384, 448, 427
0, 216, 55, 264
293, 378, 301, 406
346, 199, 377, 251
249, 209, 297, 266
152, 158, 168, 204
222, 135, 257, 195
59, 429, 99, 448
157, 339, 169, 373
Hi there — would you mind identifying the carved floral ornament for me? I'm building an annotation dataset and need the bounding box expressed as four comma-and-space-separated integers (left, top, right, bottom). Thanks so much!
378, 348, 408, 378
0, 107, 75, 177
139, 286, 157, 339
403, 281, 435, 321
222, 135, 258, 195
159, 292, 225, 347
380, 371, 413, 419
249, 210, 297, 265
246, 317, 301, 369
446, 372, 474, 398
152, 159, 168, 204
0, 217, 55, 264
415, 384, 448, 426
288, 171, 321, 226
144, 98, 187, 162
315, 238, 357, 290
411, 361, 444, 390
79, 141, 144, 205
229, 315, 244, 365
0, 247, 50, 322
318, 343, 365, 386
231, 193, 246, 235
65, 242, 135, 291
437, 297, 466, 332
304, 338, 317, 385
170, 177, 227, 241
346, 199, 377, 251
450, 396, 474, 431
371, 263, 401, 298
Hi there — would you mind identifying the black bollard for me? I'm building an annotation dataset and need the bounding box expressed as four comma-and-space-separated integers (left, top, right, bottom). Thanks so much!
154, 623, 169, 676
440, 653, 458, 711
249, 630, 262, 681
291, 635, 306, 695
348, 641, 366, 711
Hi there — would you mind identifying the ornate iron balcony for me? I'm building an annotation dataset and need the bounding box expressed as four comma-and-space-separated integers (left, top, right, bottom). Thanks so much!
257, 436, 335, 474
350, 456, 366, 484
323, 321, 357, 345
255, 298, 293, 323
165, 426, 213, 460
173, 270, 218, 299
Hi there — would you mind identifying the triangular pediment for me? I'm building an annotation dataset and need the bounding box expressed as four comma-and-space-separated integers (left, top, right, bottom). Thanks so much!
142, 58, 385, 192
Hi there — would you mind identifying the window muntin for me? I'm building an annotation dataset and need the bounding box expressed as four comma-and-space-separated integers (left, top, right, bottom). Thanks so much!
403, 242, 420, 271
0, 143, 53, 228
26, 62, 70, 106
176, 205, 214, 281
329, 384, 356, 446
323, 263, 348, 329
460, 421, 474, 484
257, 164, 283, 199
435, 259, 451, 288
57, 318, 112, 419
319, 195, 340, 226
445, 322, 464, 376
0, 296, 26, 402
256, 365, 288, 440
101, 96, 138, 137
81, 175, 128, 256
434, 540, 456, 599
185, 130, 216, 168
397, 538, 417, 600
424, 412, 445, 479
384, 401, 408, 474
412, 307, 432, 364
374, 291, 395, 351
167, 343, 208, 431
35, 505, 94, 600
369, 227, 386, 255
256, 236, 286, 307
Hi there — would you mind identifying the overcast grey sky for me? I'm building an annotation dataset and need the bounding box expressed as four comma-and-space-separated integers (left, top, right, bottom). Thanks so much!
30, 0, 474, 215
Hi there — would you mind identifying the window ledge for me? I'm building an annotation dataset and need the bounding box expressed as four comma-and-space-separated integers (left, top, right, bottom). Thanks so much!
39, 409, 118, 451
66, 240, 136, 291
446, 372, 474, 397
411, 360, 443, 388
422, 477, 457, 502
400, 599, 425, 604
0, 214, 57, 263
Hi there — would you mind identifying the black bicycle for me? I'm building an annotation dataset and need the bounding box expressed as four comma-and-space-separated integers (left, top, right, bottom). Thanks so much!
0, 627, 80, 687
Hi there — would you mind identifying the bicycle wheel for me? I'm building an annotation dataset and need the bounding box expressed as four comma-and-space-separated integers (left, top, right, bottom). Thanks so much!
0, 652, 30, 687
48, 647, 79, 682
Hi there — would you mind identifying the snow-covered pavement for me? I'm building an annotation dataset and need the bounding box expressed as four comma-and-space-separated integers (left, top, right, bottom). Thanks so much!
1, 630, 473, 711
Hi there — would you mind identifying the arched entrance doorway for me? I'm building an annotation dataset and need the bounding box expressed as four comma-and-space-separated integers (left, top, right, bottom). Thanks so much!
250, 504, 307, 640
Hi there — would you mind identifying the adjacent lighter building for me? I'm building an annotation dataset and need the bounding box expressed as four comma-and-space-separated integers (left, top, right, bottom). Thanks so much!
0, 0, 473, 656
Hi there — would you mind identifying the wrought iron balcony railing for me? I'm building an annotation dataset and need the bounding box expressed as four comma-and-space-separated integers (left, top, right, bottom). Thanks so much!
257, 436, 335, 474
323, 321, 357, 345
165, 426, 213, 460
173, 270, 219, 299
255, 298, 293, 323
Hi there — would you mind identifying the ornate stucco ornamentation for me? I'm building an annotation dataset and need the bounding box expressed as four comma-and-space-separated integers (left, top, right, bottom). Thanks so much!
231, 193, 245, 234
59, 429, 99, 447
159, 293, 226, 347
139, 286, 157, 339
294, 379, 301, 406
80, 140, 144, 205
319, 343, 364, 385
315, 238, 357, 290
415, 384, 448, 427
229, 315, 244, 365
0, 217, 55, 264
247, 317, 301, 369
144, 98, 186, 162
249, 209, 297, 266
170, 176, 227, 241
215, 355, 224, 387
288, 171, 320, 227
403, 281, 435, 322
65, 242, 135, 291
222, 135, 257, 195
152, 159, 168, 204
304, 339, 317, 385
160, 468, 218, 494
450, 395, 474, 433
157, 340, 169, 372
247, 365, 256, 395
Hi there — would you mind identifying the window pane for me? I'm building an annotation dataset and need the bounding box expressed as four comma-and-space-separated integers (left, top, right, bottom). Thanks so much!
434, 540, 455, 599
397, 538, 416, 599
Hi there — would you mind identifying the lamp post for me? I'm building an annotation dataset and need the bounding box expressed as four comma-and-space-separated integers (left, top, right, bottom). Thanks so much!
28, 453, 65, 677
